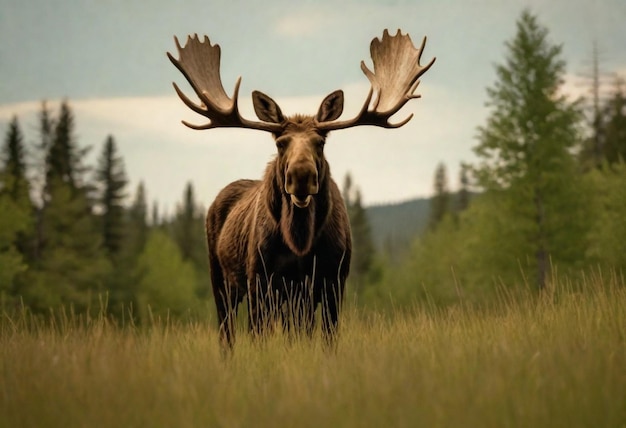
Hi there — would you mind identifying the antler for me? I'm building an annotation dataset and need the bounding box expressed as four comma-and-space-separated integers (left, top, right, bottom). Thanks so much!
318, 29, 436, 131
167, 35, 282, 133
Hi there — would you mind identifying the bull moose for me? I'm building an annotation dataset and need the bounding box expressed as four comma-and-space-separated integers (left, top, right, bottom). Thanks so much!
167, 29, 435, 348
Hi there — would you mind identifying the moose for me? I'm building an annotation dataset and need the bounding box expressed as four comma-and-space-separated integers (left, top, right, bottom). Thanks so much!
168, 29, 435, 348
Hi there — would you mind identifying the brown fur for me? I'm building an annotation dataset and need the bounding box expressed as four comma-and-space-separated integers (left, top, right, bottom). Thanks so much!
206, 115, 352, 348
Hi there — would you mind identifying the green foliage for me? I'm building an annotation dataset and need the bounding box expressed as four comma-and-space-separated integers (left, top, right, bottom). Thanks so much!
2, 8, 625, 320
474, 11, 582, 190
428, 162, 449, 230
0, 117, 34, 299
126, 181, 149, 257
602, 78, 626, 164
95, 135, 128, 257
24, 177, 111, 312
585, 162, 626, 270
472, 10, 587, 289
170, 182, 210, 298
100, 182, 150, 319
134, 229, 201, 322
1, 116, 30, 203
375, 214, 463, 308
581, 76, 626, 169
0, 196, 29, 295
366, 11, 597, 306
46, 101, 81, 188
343, 174, 377, 295
456, 163, 471, 213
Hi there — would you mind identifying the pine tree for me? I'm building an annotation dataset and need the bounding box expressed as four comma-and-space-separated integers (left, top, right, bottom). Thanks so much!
472, 10, 586, 290
342, 173, 375, 294
456, 163, 471, 213
0, 196, 29, 299
25, 101, 110, 313
1, 117, 30, 203
95, 135, 128, 257
1, 116, 34, 258
585, 162, 626, 271
429, 162, 449, 230
151, 201, 160, 227
0, 117, 32, 298
32, 102, 56, 262
46, 101, 77, 189
106, 182, 149, 319
127, 182, 149, 257
171, 182, 209, 298
172, 182, 203, 263
602, 77, 626, 165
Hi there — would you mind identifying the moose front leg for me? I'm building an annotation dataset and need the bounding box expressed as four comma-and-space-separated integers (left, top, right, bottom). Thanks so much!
247, 274, 281, 338
281, 279, 316, 338
215, 286, 242, 350
320, 279, 345, 348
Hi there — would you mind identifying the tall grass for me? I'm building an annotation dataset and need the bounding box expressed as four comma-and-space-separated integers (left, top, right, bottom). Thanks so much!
1, 272, 625, 428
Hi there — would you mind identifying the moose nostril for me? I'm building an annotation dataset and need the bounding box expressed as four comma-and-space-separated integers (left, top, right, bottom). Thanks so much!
285, 164, 318, 195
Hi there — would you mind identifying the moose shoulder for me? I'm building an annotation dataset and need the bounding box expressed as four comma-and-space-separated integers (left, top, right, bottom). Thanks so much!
168, 29, 435, 348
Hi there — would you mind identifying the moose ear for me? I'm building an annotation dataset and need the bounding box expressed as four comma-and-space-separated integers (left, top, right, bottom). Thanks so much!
252, 91, 285, 124
316, 90, 344, 122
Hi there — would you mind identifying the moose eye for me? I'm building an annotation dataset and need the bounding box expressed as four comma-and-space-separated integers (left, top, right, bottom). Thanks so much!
276, 138, 289, 152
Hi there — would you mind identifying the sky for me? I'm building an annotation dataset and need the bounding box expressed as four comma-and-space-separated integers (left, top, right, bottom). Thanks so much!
1, 0, 625, 212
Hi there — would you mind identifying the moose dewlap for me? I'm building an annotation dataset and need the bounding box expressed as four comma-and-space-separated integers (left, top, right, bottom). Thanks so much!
167, 29, 435, 348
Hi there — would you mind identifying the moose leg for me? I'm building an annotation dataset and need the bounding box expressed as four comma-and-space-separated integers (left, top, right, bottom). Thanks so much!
298, 287, 316, 338
277, 277, 313, 338
215, 287, 241, 349
247, 275, 279, 338
320, 280, 344, 347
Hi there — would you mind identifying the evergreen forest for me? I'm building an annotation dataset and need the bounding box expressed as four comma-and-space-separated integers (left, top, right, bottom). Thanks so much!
1, 11, 625, 321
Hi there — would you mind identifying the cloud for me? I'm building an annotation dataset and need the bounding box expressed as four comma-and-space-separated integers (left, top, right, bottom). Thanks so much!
274, 9, 330, 38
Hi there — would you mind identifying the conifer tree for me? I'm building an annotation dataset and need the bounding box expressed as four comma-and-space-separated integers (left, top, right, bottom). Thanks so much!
472, 10, 586, 289
127, 182, 149, 257
171, 182, 210, 297
95, 135, 128, 257
32, 102, 56, 262
107, 182, 149, 319
1, 117, 30, 203
342, 173, 375, 293
456, 163, 471, 213
429, 162, 449, 230
0, 117, 32, 296
1, 116, 34, 258
46, 101, 78, 189
26, 101, 110, 313
602, 77, 626, 165
172, 182, 202, 263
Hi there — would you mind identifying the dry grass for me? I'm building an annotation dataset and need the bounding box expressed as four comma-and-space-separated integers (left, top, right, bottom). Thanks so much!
1, 274, 625, 428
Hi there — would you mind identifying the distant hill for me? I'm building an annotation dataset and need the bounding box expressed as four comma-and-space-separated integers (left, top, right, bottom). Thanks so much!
365, 197, 431, 257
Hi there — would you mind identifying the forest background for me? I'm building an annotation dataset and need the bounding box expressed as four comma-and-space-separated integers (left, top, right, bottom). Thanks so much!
1, 10, 625, 322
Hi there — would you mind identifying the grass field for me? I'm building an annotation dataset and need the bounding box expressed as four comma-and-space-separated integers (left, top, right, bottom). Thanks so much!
1, 273, 625, 428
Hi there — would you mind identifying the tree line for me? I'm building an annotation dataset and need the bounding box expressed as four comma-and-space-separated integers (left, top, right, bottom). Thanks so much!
0, 100, 377, 321
0, 102, 210, 321
2, 10, 625, 316
363, 10, 626, 307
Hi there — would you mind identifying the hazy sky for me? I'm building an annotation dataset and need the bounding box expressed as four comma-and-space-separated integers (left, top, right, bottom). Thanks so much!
1, 0, 625, 211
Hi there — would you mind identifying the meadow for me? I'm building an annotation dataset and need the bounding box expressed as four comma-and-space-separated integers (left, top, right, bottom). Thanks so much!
1, 273, 625, 428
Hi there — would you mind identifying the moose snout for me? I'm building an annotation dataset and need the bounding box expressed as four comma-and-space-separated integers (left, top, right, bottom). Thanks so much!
285, 162, 318, 208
